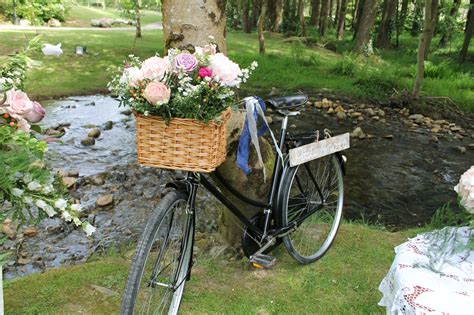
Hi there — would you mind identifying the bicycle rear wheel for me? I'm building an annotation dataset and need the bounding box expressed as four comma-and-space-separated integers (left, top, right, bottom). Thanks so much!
121, 190, 194, 315
278, 154, 344, 264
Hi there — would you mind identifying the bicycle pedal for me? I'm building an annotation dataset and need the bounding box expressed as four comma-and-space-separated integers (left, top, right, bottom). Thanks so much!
250, 254, 276, 269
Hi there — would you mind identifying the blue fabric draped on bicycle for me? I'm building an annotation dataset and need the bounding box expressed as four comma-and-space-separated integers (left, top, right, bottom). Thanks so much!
237, 96, 282, 181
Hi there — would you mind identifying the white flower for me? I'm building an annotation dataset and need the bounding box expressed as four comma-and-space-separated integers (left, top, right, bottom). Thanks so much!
23, 196, 33, 204
35, 199, 47, 209
43, 205, 57, 217
73, 217, 82, 226
62, 211, 72, 222
70, 204, 83, 212
23, 173, 33, 183
12, 188, 24, 197
82, 222, 96, 236
454, 166, 474, 213
27, 181, 41, 191
42, 185, 53, 194
54, 198, 68, 210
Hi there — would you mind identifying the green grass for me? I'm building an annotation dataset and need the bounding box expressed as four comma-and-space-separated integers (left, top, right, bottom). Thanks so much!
0, 27, 473, 113
4, 224, 417, 314
64, 5, 161, 27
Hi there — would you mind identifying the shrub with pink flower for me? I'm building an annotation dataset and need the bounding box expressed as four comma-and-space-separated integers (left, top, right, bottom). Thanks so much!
0, 88, 46, 131
108, 41, 257, 123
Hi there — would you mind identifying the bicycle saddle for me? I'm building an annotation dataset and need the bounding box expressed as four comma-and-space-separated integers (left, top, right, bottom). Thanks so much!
266, 95, 308, 110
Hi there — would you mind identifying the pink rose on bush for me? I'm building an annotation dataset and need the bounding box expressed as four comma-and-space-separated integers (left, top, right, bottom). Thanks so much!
209, 53, 242, 87
24, 101, 46, 123
198, 67, 212, 78
454, 166, 474, 213
175, 53, 198, 72
6, 89, 33, 116
141, 56, 171, 80
143, 82, 171, 105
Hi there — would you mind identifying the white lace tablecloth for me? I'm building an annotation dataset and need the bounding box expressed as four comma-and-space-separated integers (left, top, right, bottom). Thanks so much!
379, 227, 474, 315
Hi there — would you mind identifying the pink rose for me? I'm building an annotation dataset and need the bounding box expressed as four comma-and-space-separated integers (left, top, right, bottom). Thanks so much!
209, 53, 242, 87
198, 67, 212, 78
195, 44, 217, 56
143, 82, 171, 105
16, 118, 31, 132
174, 53, 198, 72
141, 56, 171, 80
121, 67, 144, 87
6, 89, 33, 117
24, 101, 46, 123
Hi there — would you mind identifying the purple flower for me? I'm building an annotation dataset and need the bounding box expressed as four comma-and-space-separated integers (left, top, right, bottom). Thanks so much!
174, 53, 198, 72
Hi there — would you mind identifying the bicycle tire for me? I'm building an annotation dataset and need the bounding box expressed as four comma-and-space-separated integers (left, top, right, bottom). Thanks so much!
121, 190, 194, 315
277, 154, 344, 264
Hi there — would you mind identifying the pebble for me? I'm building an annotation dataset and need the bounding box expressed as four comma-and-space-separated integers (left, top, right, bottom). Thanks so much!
430, 128, 440, 133
384, 135, 394, 140
350, 112, 362, 119
265, 116, 273, 124
97, 194, 114, 207
23, 227, 38, 238
327, 107, 335, 114
351, 127, 365, 139
372, 116, 380, 121
120, 109, 132, 116
81, 137, 95, 146
455, 146, 467, 154
366, 108, 376, 116
103, 121, 114, 130
90, 175, 105, 186
88, 128, 101, 138
336, 111, 347, 120
431, 135, 439, 143
378, 110, 385, 117
408, 114, 424, 124
17, 258, 32, 265
62, 177, 77, 188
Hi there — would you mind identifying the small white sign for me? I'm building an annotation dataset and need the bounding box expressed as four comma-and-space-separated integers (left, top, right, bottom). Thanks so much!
289, 133, 350, 167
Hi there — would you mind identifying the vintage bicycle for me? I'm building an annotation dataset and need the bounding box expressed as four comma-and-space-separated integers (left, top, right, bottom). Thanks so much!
120, 95, 349, 314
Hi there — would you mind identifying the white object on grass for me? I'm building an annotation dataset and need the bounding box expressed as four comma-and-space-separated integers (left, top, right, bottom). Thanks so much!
42, 43, 63, 56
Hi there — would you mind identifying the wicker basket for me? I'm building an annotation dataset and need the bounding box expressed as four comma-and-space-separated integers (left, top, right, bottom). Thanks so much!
134, 108, 231, 173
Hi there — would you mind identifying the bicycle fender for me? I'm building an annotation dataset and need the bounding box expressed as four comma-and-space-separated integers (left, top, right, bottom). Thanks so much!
165, 180, 190, 194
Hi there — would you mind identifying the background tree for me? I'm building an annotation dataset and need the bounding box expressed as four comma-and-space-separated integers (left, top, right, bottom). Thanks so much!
320, 0, 330, 36
353, 0, 379, 53
376, 0, 397, 49
298, 0, 307, 36
413, 0, 439, 98
336, 0, 347, 39
242, 0, 251, 32
258, 0, 268, 53
459, 0, 474, 62
273, 0, 284, 31
396, 0, 410, 46
311, 0, 321, 26
438, 0, 462, 47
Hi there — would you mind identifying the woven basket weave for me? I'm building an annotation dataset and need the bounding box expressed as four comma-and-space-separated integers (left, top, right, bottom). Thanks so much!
134, 108, 231, 173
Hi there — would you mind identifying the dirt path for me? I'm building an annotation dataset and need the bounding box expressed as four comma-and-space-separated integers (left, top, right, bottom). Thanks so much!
0, 22, 162, 31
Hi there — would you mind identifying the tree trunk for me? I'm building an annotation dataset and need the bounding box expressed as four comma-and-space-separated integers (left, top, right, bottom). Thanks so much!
413, 0, 439, 98
336, 0, 347, 39
353, 0, 379, 53
273, 0, 284, 31
411, 0, 424, 36
320, 0, 330, 36
423, 1, 439, 59
311, 0, 322, 26
375, 0, 397, 49
258, 0, 268, 54
134, 0, 142, 38
459, 0, 474, 63
396, 0, 409, 47
334, 0, 341, 28
352, 0, 365, 37
252, 0, 262, 28
242, 0, 251, 33
298, 0, 307, 36
438, 0, 461, 47
162, 0, 228, 54
329, 0, 334, 25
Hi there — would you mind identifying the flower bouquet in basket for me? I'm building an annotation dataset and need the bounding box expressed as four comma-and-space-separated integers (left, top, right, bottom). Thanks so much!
109, 41, 257, 172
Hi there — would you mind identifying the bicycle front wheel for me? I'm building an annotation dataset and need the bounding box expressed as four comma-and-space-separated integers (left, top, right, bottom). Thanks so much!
278, 154, 344, 264
121, 190, 194, 315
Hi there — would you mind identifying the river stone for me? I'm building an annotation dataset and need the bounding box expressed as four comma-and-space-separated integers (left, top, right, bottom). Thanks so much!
23, 227, 38, 238
351, 127, 365, 139
366, 108, 376, 116
120, 109, 132, 116
2, 219, 16, 240
350, 112, 362, 119
378, 109, 386, 117
81, 137, 95, 146
384, 135, 394, 140
91, 285, 119, 297
455, 146, 467, 154
103, 121, 114, 130
336, 111, 347, 120
431, 135, 439, 143
97, 194, 114, 207
17, 258, 32, 265
90, 175, 105, 186
62, 177, 77, 188
88, 128, 101, 138
408, 114, 424, 123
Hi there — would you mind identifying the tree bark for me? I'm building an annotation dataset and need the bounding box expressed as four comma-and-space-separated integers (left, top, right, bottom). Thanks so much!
334, 0, 341, 28
311, 0, 322, 26
336, 0, 347, 39
459, 0, 474, 63
375, 0, 397, 49
353, 0, 379, 53
134, 0, 142, 38
162, 0, 228, 54
242, 0, 251, 33
320, 0, 330, 36
252, 0, 262, 28
413, 0, 439, 98
329, 0, 334, 25
352, 0, 365, 38
396, 0, 409, 47
423, 1, 439, 59
438, 0, 462, 47
298, 0, 307, 36
273, 0, 284, 31
258, 0, 268, 54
